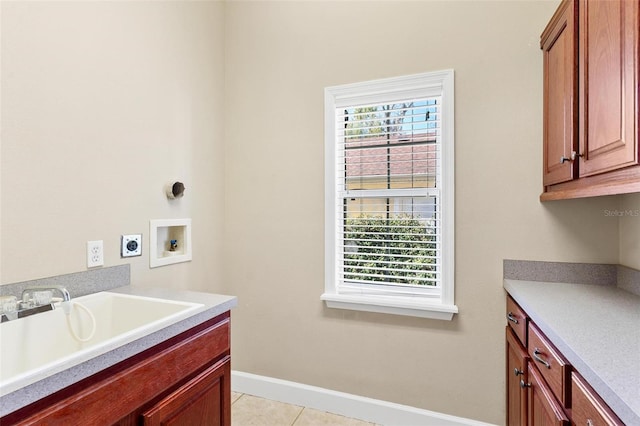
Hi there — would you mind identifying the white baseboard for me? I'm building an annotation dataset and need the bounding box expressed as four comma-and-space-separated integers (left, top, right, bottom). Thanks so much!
231, 371, 496, 426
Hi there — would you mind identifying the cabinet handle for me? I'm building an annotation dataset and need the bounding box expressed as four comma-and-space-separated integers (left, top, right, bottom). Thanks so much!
514, 368, 524, 376
507, 312, 519, 324
586, 420, 594, 426
560, 151, 578, 164
519, 379, 531, 389
533, 348, 551, 369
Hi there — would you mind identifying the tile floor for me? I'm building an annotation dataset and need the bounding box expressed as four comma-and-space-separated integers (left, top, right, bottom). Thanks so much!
231, 392, 378, 426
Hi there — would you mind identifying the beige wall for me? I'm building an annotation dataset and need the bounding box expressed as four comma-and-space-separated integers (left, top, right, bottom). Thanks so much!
620, 193, 640, 269
222, 1, 623, 424
1, 1, 226, 291
1, 1, 637, 424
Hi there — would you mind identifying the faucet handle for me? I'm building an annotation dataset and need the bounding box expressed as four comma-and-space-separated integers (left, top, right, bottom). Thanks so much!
33, 291, 53, 305
0, 296, 18, 314
0, 296, 18, 322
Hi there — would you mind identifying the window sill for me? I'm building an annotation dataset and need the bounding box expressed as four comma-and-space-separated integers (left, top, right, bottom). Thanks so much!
321, 293, 458, 321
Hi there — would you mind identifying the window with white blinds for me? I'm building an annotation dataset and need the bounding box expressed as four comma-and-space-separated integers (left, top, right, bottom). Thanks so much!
323, 71, 457, 320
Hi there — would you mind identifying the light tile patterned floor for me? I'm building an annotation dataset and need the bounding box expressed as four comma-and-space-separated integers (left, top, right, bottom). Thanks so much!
231, 392, 377, 426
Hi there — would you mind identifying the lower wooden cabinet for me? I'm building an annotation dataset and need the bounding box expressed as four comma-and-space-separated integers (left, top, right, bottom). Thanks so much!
142, 356, 231, 426
527, 363, 569, 426
571, 372, 623, 426
506, 324, 569, 426
528, 324, 570, 407
505, 295, 622, 426
1, 313, 231, 426
506, 327, 528, 426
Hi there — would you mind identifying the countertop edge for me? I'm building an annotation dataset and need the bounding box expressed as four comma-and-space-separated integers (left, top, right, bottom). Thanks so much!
504, 279, 639, 426
0, 286, 237, 417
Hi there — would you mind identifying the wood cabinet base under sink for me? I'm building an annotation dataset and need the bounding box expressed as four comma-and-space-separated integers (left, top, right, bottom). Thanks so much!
1, 312, 231, 426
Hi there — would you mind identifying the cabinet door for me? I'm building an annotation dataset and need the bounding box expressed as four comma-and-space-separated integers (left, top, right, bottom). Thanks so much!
578, 0, 639, 176
506, 327, 529, 426
142, 356, 231, 426
542, 0, 577, 186
571, 372, 623, 426
527, 363, 569, 426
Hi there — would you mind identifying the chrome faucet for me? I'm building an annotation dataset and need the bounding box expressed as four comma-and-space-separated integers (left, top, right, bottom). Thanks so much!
0, 285, 71, 322
21, 285, 71, 307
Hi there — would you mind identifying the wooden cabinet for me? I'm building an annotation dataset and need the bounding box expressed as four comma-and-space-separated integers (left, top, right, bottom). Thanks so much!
528, 324, 570, 406
0, 313, 231, 426
142, 357, 231, 426
540, 0, 640, 200
506, 295, 528, 344
506, 327, 529, 426
505, 295, 622, 425
578, 0, 639, 177
527, 363, 570, 426
571, 372, 624, 426
506, 296, 569, 425
541, 0, 577, 187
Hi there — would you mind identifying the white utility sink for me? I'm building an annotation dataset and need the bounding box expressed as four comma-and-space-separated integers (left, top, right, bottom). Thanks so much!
0, 291, 204, 396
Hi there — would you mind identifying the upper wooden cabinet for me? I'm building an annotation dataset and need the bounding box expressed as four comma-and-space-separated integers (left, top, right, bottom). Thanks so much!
540, 0, 640, 201
579, 0, 638, 176
542, 0, 577, 187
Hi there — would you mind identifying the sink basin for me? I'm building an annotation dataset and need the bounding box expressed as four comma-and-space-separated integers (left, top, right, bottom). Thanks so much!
0, 291, 204, 396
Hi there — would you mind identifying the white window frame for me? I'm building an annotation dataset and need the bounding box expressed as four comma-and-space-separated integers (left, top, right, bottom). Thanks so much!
322, 70, 457, 320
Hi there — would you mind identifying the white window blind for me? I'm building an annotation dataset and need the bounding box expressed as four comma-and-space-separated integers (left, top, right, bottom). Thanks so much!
323, 71, 456, 320
337, 99, 441, 294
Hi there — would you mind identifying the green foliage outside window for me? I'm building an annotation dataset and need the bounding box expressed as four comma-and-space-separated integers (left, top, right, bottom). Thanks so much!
343, 214, 437, 286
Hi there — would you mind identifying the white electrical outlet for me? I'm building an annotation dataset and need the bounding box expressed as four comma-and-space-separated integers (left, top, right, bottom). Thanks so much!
87, 240, 104, 268
121, 234, 142, 257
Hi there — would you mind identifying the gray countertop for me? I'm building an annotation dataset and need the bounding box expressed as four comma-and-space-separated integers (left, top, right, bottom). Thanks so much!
504, 279, 640, 425
0, 285, 237, 417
